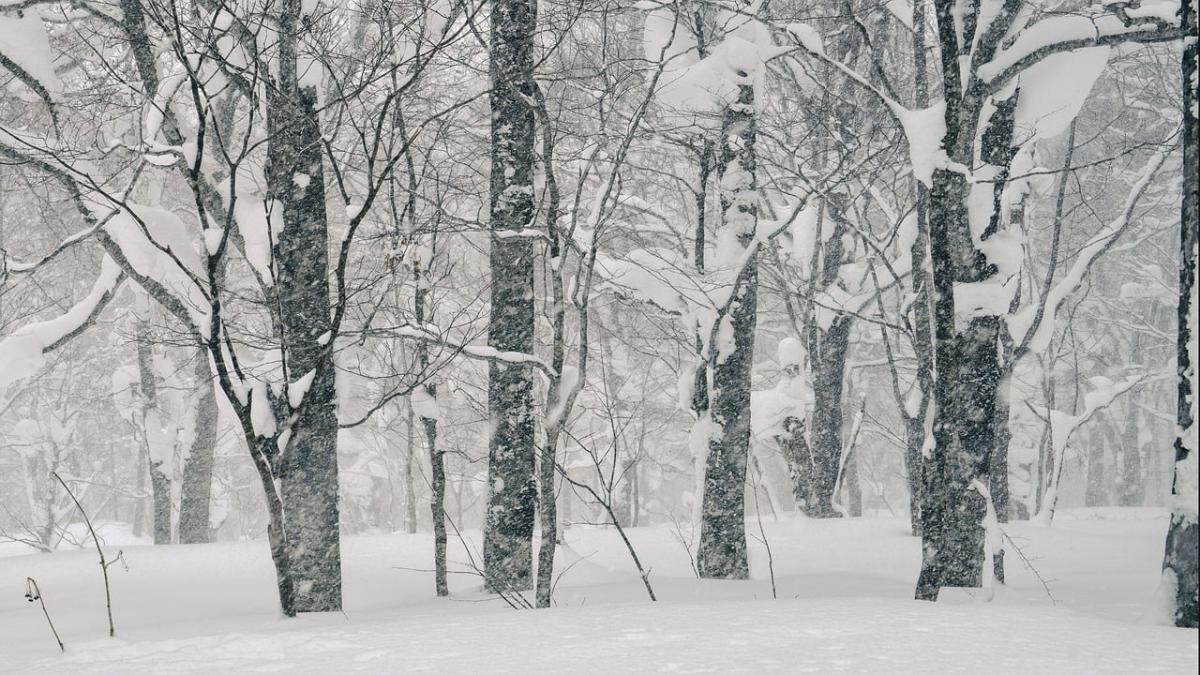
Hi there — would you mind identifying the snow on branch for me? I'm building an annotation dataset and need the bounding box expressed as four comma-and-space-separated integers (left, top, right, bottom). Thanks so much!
1033, 373, 1147, 525
1008, 144, 1171, 357
0, 256, 124, 387
979, 2, 1186, 89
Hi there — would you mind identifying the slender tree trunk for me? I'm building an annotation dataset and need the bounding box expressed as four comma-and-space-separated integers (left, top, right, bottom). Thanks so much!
267, 0, 341, 612
697, 82, 757, 580
413, 263, 447, 596
179, 351, 217, 544
136, 321, 172, 545
844, 444, 863, 517
484, 0, 539, 592
1162, 0, 1198, 628
404, 401, 418, 534
904, 0, 935, 539
904, 417, 926, 534
1120, 325, 1146, 506
1085, 422, 1109, 507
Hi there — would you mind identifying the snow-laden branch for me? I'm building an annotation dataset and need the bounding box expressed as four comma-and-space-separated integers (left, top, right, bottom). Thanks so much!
1008, 144, 1172, 357
0, 257, 125, 387
979, 2, 1187, 89
1033, 374, 1149, 525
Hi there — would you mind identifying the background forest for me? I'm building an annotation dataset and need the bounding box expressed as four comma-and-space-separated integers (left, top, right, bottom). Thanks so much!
0, 0, 1195, 663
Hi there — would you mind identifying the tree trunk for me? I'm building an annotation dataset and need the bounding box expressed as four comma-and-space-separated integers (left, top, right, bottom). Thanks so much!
697, 82, 757, 580
807, 316, 851, 517
136, 321, 172, 545
404, 400, 418, 534
179, 351, 217, 544
1084, 421, 1110, 507
267, 0, 341, 612
1162, 0, 1198, 628
1119, 326, 1145, 506
414, 260, 447, 597
484, 0, 539, 593
916, 9, 1021, 597
904, 417, 926, 535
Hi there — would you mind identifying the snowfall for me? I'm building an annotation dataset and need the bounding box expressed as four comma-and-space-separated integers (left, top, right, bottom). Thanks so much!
0, 509, 1195, 673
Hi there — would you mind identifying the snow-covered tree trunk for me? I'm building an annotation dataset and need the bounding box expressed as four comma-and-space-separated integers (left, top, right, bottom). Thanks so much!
697, 81, 758, 580
917, 4, 1023, 599
484, 0, 539, 593
266, 0, 342, 613
905, 0, 936, 538
1162, 0, 1198, 628
178, 351, 217, 544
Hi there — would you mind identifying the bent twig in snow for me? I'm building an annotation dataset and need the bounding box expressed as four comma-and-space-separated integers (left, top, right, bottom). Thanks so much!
24, 577, 64, 652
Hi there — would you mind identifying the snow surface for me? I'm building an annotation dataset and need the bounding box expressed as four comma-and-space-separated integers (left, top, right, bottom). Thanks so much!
0, 510, 1194, 673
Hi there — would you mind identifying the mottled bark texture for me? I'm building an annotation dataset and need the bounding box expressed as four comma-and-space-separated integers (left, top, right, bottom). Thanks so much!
178, 352, 218, 544
1162, 0, 1198, 628
779, 417, 815, 512
266, 0, 341, 612
484, 0, 539, 592
136, 322, 172, 545
697, 83, 757, 580
806, 314, 851, 517
903, 0, 935, 538
916, 2, 1024, 600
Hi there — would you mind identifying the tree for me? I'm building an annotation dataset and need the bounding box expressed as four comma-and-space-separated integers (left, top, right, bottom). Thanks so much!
1162, 0, 1198, 630
483, 0, 540, 593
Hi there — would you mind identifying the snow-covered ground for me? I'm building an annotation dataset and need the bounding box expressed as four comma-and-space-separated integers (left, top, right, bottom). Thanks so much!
1, 509, 1195, 673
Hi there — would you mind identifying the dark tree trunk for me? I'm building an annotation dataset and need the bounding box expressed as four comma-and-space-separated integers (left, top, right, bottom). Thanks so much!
807, 315, 851, 517
267, 0, 341, 613
697, 82, 757, 580
779, 417, 816, 511
904, 417, 926, 535
1162, 0, 1198, 628
179, 351, 217, 544
917, 4, 1022, 599
484, 0, 539, 593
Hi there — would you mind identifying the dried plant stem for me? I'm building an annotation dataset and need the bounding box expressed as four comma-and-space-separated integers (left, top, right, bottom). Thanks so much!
25, 577, 64, 652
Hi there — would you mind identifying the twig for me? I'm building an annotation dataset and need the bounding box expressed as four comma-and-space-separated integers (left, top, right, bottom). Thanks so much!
748, 467, 777, 599
443, 513, 532, 609
52, 471, 115, 636
25, 577, 64, 652
1001, 530, 1058, 604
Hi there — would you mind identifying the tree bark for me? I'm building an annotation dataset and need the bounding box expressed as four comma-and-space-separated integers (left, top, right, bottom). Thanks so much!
178, 351, 218, 544
1161, 0, 1198, 628
136, 321, 172, 545
807, 315, 851, 517
697, 82, 758, 580
484, 0, 539, 593
267, 0, 341, 612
